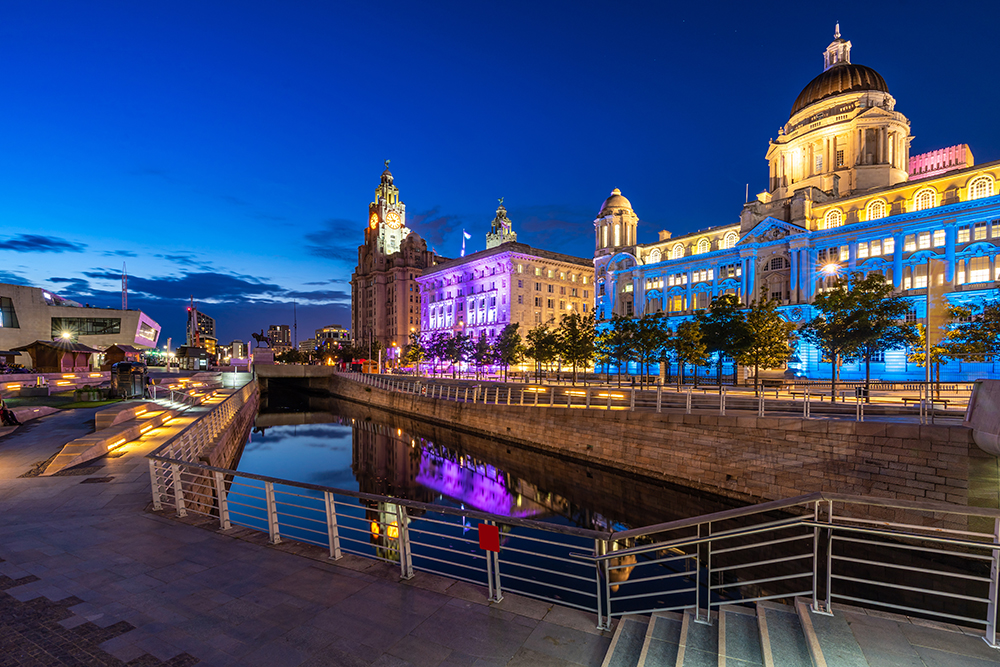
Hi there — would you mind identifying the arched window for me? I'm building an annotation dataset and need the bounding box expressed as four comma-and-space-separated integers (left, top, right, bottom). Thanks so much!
769, 257, 788, 270
613, 224, 621, 246
647, 248, 662, 264
968, 176, 995, 200
672, 243, 685, 260
696, 238, 710, 254
824, 209, 843, 229
914, 188, 937, 211
722, 231, 739, 249
866, 199, 886, 221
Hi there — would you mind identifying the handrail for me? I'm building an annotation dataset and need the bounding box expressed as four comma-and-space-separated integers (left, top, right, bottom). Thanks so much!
147, 452, 611, 540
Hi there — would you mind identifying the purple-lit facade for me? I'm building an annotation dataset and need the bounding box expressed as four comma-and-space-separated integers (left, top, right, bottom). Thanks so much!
417, 203, 594, 341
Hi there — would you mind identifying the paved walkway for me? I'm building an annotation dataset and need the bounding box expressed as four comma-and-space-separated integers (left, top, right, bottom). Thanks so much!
0, 401, 614, 666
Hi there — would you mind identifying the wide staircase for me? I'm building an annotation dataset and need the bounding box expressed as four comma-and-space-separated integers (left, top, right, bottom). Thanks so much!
604, 598, 870, 667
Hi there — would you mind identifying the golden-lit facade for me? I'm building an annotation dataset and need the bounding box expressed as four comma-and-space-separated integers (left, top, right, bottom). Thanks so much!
598, 27, 1000, 381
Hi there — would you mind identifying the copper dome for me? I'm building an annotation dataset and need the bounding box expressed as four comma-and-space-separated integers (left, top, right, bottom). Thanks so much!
790, 62, 889, 118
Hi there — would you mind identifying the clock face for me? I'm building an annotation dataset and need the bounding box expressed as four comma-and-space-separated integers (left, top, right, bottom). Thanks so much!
369, 213, 379, 229
385, 211, 402, 229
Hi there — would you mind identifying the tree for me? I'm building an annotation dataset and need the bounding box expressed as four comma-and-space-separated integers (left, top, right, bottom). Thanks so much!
670, 319, 709, 387
737, 289, 796, 395
524, 322, 559, 382
445, 331, 473, 378
494, 323, 523, 381
799, 276, 861, 400
402, 332, 425, 374
909, 323, 956, 399
557, 312, 596, 385
848, 273, 919, 399
275, 349, 306, 364
632, 314, 662, 387
595, 317, 635, 387
947, 300, 1000, 361
426, 332, 451, 376
471, 335, 494, 380
698, 294, 749, 388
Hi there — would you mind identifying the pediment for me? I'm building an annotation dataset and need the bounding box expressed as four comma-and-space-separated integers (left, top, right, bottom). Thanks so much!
856, 106, 896, 120
738, 217, 808, 245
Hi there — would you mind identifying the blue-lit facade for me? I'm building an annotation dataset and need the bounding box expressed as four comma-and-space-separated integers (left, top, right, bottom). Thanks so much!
594, 28, 1000, 382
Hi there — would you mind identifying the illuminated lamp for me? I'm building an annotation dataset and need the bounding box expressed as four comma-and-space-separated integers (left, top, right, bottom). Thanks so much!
822, 263, 840, 275
370, 521, 380, 537
60, 332, 72, 340
387, 520, 399, 540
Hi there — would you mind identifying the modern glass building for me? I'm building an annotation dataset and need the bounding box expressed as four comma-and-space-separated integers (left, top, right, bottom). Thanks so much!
595, 27, 1000, 382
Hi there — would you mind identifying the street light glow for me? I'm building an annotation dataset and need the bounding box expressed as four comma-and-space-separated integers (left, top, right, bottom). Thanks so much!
822, 263, 840, 275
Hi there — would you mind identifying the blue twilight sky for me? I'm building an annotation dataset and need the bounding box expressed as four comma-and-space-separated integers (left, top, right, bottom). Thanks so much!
1, 0, 998, 347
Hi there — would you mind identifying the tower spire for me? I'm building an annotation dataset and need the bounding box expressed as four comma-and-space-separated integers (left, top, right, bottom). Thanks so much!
834, 21, 840, 39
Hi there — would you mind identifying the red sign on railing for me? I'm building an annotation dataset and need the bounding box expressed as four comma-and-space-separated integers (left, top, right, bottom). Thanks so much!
478, 523, 500, 552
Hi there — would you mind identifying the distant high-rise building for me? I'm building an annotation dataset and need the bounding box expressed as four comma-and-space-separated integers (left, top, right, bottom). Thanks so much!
268, 324, 292, 353
315, 324, 351, 344
298, 338, 317, 354
230, 340, 247, 358
351, 164, 446, 360
187, 308, 217, 355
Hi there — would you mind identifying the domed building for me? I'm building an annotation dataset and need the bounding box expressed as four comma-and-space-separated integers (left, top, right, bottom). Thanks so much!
597, 26, 1000, 383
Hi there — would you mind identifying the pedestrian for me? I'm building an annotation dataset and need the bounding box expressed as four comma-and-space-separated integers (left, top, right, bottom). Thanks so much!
0, 396, 21, 426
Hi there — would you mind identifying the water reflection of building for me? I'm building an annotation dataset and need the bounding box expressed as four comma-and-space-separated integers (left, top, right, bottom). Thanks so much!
350, 420, 435, 503
344, 415, 610, 529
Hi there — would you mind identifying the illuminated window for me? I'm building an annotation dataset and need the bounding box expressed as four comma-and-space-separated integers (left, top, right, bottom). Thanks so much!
975, 221, 988, 240
840, 246, 849, 261
769, 257, 787, 270
970, 256, 990, 283
958, 226, 971, 243
904, 235, 916, 252
723, 231, 739, 249
933, 230, 945, 247
614, 224, 620, 246
858, 242, 869, 259
918, 232, 931, 250
913, 265, 927, 289
534, 267, 542, 276
672, 243, 684, 260
883, 237, 894, 255
517, 264, 523, 273
824, 209, 843, 229
696, 238, 710, 254
871, 239, 882, 256
602, 226, 608, 247
968, 176, 995, 200
0, 297, 18, 328
815, 155, 823, 173
648, 248, 662, 264
992, 220, 1000, 238
914, 188, 936, 211
836, 149, 844, 167
866, 199, 886, 221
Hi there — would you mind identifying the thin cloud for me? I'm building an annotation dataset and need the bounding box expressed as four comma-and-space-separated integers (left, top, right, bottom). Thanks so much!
103, 250, 138, 257
305, 218, 363, 262
0, 234, 85, 253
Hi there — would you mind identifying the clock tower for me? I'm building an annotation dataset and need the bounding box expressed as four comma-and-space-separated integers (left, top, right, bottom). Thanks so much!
367, 160, 409, 255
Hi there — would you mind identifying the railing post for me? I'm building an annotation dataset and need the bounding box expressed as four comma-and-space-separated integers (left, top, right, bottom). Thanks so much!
170, 463, 186, 517
534, 389, 539, 406
149, 459, 163, 511
586, 388, 592, 409
607, 389, 612, 410
629, 388, 635, 411
657, 386, 662, 413
686, 387, 692, 415
804, 387, 810, 418
595, 539, 612, 631
324, 491, 342, 560
987, 517, 1000, 647
506, 388, 510, 405
396, 504, 414, 580
213, 471, 230, 530
265, 481, 281, 544
758, 392, 764, 417
720, 387, 726, 416
520, 389, 524, 406
487, 519, 503, 602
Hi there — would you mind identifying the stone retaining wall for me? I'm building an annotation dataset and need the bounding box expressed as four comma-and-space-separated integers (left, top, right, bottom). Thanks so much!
325, 375, 994, 512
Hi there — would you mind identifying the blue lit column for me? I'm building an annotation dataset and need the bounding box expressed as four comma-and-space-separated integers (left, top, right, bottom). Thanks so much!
746, 256, 756, 301
893, 232, 903, 289
847, 240, 857, 272
805, 249, 816, 301
790, 249, 799, 302
685, 269, 693, 311
945, 224, 956, 283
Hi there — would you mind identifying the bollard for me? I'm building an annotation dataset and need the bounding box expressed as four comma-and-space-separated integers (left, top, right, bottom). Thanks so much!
506, 388, 510, 405
549, 388, 555, 407
586, 388, 591, 409
534, 389, 539, 406
607, 390, 612, 410
520, 389, 524, 406
657, 386, 662, 413
630, 388, 635, 411
758, 392, 765, 417
856, 393, 864, 422
567, 392, 572, 408
720, 387, 727, 416
686, 387, 692, 415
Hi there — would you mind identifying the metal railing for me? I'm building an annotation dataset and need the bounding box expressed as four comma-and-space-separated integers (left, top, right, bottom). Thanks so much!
341, 371, 964, 423
146, 424, 1000, 646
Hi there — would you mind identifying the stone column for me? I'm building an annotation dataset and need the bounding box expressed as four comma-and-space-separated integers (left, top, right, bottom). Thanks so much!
945, 224, 956, 283
685, 269, 693, 311
848, 240, 857, 272
790, 250, 799, 302
893, 233, 904, 289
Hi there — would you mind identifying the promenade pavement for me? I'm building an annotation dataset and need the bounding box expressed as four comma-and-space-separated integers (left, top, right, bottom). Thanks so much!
1, 397, 997, 665
0, 399, 614, 667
